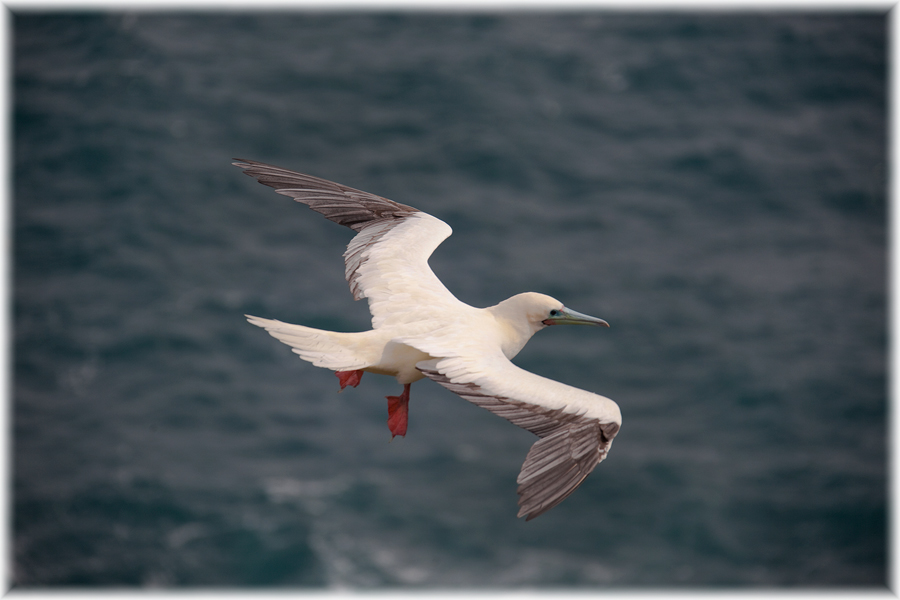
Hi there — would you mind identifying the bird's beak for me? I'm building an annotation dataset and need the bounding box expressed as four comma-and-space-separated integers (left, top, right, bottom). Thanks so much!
543, 307, 610, 327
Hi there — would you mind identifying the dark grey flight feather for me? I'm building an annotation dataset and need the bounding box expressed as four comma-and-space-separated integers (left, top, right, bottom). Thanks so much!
233, 159, 421, 300
233, 159, 419, 231
419, 368, 620, 521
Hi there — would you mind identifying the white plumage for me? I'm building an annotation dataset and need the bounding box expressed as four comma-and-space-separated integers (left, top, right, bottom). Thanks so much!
237, 159, 621, 520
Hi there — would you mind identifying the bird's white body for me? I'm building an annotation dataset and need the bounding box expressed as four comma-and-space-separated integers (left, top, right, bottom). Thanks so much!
237, 159, 621, 519
249, 290, 621, 424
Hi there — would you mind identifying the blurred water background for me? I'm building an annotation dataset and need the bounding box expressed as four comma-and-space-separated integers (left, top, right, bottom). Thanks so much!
12, 10, 886, 588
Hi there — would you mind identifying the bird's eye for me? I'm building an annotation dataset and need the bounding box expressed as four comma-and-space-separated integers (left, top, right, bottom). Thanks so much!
549, 309, 559, 317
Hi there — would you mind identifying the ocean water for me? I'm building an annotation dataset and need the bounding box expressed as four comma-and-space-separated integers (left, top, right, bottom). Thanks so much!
12, 11, 886, 588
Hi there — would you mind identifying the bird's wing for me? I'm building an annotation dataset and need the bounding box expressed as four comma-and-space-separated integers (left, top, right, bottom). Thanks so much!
234, 159, 466, 328
416, 351, 621, 520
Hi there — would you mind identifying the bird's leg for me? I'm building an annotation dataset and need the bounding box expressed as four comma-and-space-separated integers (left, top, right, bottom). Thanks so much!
335, 370, 364, 391
386, 383, 411, 439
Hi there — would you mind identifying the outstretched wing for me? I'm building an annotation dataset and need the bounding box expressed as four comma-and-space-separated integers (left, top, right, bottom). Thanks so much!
417, 353, 621, 520
234, 159, 466, 328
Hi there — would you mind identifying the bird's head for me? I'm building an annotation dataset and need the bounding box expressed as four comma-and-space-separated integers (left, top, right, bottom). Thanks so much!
497, 292, 609, 332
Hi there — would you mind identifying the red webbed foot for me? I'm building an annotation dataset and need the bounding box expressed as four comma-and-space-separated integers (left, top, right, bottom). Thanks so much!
335, 370, 364, 391
386, 383, 411, 439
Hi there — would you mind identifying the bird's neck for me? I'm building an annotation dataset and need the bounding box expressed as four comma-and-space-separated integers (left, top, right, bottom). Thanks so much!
486, 302, 541, 360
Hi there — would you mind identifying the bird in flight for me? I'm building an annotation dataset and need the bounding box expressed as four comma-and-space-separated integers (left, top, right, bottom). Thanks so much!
236, 159, 621, 520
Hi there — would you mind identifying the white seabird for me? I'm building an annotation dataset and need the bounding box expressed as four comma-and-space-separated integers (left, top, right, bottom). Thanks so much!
236, 159, 621, 520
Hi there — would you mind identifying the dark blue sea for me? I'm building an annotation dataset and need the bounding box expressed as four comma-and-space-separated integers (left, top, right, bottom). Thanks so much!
12, 10, 887, 589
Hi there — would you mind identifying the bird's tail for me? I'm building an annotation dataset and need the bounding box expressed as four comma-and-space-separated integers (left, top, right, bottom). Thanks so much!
246, 315, 378, 371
